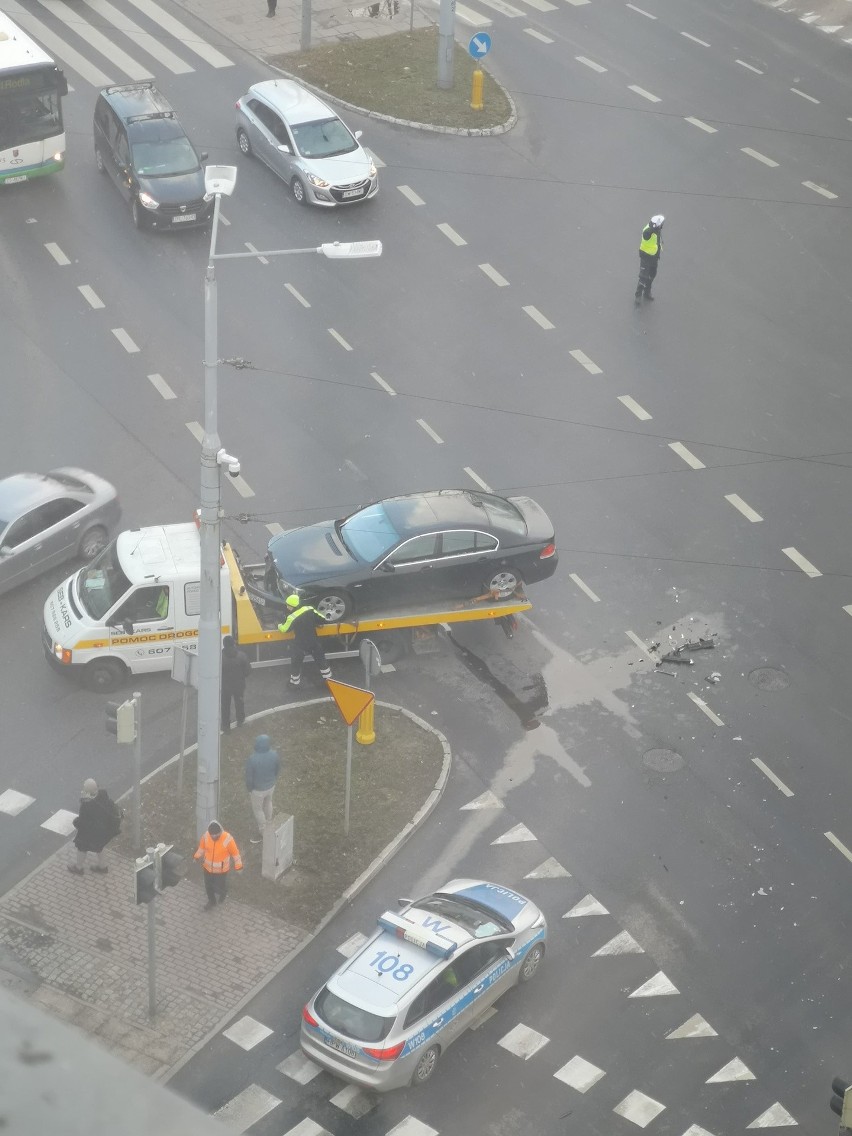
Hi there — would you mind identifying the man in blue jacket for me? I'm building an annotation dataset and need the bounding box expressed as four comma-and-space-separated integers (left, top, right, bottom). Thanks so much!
244, 735, 281, 844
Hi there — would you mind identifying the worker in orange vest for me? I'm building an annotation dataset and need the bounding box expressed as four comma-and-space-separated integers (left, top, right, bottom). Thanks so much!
194, 820, 243, 911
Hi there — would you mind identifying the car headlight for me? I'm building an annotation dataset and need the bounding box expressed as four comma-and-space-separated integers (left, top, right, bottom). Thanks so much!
369, 162, 377, 178
138, 191, 159, 210
307, 173, 330, 188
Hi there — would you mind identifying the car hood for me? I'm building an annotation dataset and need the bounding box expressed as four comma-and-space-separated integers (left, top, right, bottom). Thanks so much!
299, 148, 373, 186
268, 521, 358, 584
137, 168, 205, 205
507, 496, 555, 544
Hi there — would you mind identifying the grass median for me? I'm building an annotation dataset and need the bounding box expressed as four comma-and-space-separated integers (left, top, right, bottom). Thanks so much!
113, 701, 446, 930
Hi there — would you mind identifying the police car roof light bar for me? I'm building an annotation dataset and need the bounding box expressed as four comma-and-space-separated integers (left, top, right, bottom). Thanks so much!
378, 912, 458, 958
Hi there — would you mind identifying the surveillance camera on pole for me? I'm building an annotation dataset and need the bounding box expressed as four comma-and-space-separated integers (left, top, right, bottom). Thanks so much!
216, 449, 241, 478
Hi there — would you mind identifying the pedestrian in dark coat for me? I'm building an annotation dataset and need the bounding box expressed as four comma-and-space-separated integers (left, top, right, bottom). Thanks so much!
221, 634, 251, 731
245, 735, 281, 843
69, 779, 121, 875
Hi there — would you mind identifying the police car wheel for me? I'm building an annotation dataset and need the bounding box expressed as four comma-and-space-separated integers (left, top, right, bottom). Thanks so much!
411, 1045, 440, 1086
84, 658, 127, 693
486, 569, 519, 598
519, 943, 544, 983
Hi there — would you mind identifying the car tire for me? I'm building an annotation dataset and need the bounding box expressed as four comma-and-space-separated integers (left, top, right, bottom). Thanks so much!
84, 658, 127, 693
313, 590, 353, 623
95, 147, 106, 174
236, 128, 252, 157
410, 1044, 440, 1087
291, 176, 308, 206
485, 569, 521, 599
78, 525, 109, 562
518, 943, 544, 983
131, 198, 145, 230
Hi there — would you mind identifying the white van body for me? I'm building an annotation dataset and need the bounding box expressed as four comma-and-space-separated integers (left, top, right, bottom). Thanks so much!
42, 522, 231, 691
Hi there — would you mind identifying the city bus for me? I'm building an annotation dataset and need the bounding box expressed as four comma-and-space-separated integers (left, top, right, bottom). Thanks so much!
0, 10, 67, 184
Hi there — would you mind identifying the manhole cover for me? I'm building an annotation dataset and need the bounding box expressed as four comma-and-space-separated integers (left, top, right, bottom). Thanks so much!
643, 748, 684, 773
748, 667, 789, 691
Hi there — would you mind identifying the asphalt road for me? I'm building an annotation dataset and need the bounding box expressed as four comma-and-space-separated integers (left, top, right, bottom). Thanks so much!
2, 0, 852, 1132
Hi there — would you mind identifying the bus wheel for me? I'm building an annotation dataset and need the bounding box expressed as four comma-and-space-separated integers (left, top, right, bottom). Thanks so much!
85, 658, 127, 693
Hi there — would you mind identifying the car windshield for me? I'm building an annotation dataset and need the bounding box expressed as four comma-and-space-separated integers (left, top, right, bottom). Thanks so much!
291, 116, 357, 159
314, 987, 393, 1042
339, 504, 399, 562
416, 894, 512, 936
76, 540, 131, 620
130, 135, 199, 176
0, 520, 7, 541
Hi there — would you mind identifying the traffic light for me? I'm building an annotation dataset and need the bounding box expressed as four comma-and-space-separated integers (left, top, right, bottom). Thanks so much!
158, 845, 186, 889
831, 1077, 852, 1127
135, 856, 156, 905
106, 698, 136, 744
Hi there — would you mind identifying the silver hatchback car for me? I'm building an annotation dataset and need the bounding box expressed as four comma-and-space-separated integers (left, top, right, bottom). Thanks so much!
235, 80, 378, 207
300, 879, 547, 1091
0, 468, 120, 598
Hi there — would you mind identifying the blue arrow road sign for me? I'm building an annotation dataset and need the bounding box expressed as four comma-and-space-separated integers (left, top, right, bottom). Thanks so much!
468, 32, 492, 59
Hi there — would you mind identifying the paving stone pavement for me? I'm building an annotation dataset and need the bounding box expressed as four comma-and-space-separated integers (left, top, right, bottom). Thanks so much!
0, 848, 308, 1076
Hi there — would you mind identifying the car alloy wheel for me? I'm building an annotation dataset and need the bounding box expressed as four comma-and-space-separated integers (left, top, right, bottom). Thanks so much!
519, 943, 544, 983
313, 592, 352, 622
411, 1044, 439, 1086
237, 128, 252, 157
291, 176, 307, 205
486, 570, 520, 598
79, 526, 108, 561
95, 147, 106, 174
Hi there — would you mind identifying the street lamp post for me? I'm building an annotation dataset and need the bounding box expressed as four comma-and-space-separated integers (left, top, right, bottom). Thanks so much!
196, 165, 382, 840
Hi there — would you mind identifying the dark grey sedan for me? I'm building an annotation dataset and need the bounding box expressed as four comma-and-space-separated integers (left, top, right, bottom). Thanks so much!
0, 469, 120, 597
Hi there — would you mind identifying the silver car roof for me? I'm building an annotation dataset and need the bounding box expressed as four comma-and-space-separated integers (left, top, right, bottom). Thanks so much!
248, 80, 337, 126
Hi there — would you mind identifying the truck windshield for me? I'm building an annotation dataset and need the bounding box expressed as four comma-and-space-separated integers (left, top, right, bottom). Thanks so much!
77, 540, 131, 620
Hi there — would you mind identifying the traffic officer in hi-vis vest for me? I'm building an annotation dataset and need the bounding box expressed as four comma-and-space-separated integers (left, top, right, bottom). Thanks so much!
635, 214, 664, 304
278, 594, 333, 687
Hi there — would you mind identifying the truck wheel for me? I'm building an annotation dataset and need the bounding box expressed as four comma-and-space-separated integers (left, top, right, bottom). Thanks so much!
84, 658, 127, 693
411, 1044, 439, 1086
371, 632, 405, 665
313, 590, 352, 622
79, 525, 109, 561
485, 569, 520, 599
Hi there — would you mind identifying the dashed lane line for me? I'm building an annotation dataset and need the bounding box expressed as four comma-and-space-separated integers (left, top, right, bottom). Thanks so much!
417, 418, 444, 444
625, 629, 657, 660
147, 373, 176, 400
525, 27, 554, 41
736, 59, 764, 73
576, 54, 607, 71
437, 222, 467, 246
844, 605, 852, 618
284, 283, 310, 307
725, 493, 762, 522
569, 573, 601, 602
782, 546, 821, 577
569, 348, 601, 374
741, 147, 779, 167
370, 371, 396, 395
565, 0, 590, 6
78, 284, 105, 309
328, 328, 353, 351
244, 242, 268, 265
626, 2, 656, 17
523, 305, 554, 329
668, 441, 705, 469
752, 758, 794, 797
464, 466, 492, 492
791, 87, 819, 103
267, 522, 284, 535
681, 30, 710, 45
825, 831, 852, 864
479, 263, 510, 286
802, 180, 838, 200
628, 84, 661, 102
45, 242, 70, 265
111, 327, 139, 353
397, 184, 425, 206
685, 116, 718, 133
687, 691, 724, 727
185, 421, 203, 443
618, 395, 651, 420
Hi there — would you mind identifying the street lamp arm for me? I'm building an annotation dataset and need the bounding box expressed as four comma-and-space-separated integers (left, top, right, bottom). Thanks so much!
211, 239, 382, 261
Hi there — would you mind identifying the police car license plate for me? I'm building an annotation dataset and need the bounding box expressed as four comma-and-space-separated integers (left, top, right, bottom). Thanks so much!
5, 175, 27, 184
324, 1036, 357, 1058
342, 188, 364, 199
173, 213, 196, 222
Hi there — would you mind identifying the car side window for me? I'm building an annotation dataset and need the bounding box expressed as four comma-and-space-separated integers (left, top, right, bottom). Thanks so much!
439, 531, 478, 556
387, 535, 438, 566
475, 532, 499, 552
403, 967, 458, 1028
2, 508, 48, 549
451, 941, 506, 986
267, 112, 292, 147
41, 498, 83, 527
113, 585, 169, 625
249, 100, 276, 133
115, 129, 130, 169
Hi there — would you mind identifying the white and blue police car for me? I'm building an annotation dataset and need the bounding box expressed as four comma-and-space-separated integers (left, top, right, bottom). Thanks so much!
300, 878, 547, 1090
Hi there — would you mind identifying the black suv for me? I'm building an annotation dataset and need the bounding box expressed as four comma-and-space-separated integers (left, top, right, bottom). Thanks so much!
93, 82, 212, 231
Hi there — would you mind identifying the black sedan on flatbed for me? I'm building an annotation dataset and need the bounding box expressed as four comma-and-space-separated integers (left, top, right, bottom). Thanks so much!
265, 490, 558, 622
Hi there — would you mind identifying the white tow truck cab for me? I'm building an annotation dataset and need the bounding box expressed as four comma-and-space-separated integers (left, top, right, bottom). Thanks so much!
42, 523, 230, 692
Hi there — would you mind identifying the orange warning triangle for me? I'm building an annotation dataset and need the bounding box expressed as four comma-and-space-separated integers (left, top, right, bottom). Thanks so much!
327, 679, 375, 726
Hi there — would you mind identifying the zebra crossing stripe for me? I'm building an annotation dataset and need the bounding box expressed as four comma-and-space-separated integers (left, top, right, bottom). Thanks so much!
81, 0, 194, 73
123, 0, 234, 66
0, 790, 35, 816
2, 0, 113, 85
38, 0, 154, 81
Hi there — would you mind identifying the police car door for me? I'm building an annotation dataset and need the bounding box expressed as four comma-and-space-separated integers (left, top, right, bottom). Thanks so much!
443, 940, 514, 1041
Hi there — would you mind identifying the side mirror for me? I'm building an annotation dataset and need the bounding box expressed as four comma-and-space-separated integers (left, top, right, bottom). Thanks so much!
379, 562, 395, 574
354, 130, 363, 139
200, 151, 209, 162
277, 144, 291, 154
398, 896, 412, 907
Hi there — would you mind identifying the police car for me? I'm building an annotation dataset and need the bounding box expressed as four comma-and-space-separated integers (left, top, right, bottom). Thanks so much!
300, 879, 547, 1090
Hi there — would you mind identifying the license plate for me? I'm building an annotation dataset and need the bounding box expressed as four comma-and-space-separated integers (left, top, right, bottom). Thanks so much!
172, 213, 196, 223
5, 175, 27, 184
341, 188, 364, 199
324, 1035, 357, 1058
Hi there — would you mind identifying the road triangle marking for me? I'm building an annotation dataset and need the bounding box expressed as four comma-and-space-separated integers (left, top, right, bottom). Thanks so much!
707, 1057, 755, 1083
747, 1103, 798, 1127
666, 1013, 717, 1039
593, 930, 644, 956
681, 1128, 718, 1136
563, 894, 609, 918
629, 971, 679, 997
524, 857, 571, 879
460, 790, 503, 810
491, 823, 536, 844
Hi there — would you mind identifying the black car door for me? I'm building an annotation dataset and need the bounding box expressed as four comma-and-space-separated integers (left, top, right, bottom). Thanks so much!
428, 530, 496, 602
367, 534, 439, 609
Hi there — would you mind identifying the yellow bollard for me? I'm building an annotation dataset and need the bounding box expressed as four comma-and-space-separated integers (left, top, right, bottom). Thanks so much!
470, 68, 484, 111
356, 701, 376, 745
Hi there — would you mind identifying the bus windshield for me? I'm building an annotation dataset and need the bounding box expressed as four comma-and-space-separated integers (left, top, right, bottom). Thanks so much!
0, 88, 62, 149
76, 541, 131, 621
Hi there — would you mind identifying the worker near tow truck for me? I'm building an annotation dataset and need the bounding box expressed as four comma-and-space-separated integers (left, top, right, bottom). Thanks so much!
278, 595, 333, 687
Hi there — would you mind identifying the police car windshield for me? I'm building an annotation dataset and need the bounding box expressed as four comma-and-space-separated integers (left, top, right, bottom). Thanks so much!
418, 894, 512, 936
339, 504, 399, 562
77, 541, 132, 621
315, 987, 394, 1043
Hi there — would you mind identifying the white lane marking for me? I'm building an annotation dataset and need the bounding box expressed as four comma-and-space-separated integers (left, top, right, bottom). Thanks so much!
37, 0, 152, 80
736, 59, 764, 73
492, 824, 536, 846
147, 373, 176, 400
741, 147, 779, 167
124, 0, 233, 66
576, 54, 607, 71
708, 1059, 756, 1083
185, 421, 204, 443
666, 1013, 717, 1039
681, 30, 710, 45
285, 283, 310, 307
214, 1084, 281, 1129
669, 441, 705, 469
385, 1118, 439, 1136
277, 1051, 324, 1084
614, 1090, 666, 1127
478, 0, 524, 16
618, 395, 652, 420
593, 930, 644, 955
229, 474, 255, 499
45, 242, 70, 265
336, 932, 368, 958
564, 893, 609, 917
4, 5, 113, 85
0, 789, 35, 816
520, 0, 557, 12
329, 1084, 378, 1118
497, 1023, 550, 1059
81, 0, 193, 73
791, 86, 819, 103
565, 0, 591, 6
464, 466, 492, 492
453, 2, 493, 25
437, 222, 467, 245
626, 630, 656, 660
370, 371, 396, 395
752, 758, 794, 797
799, 11, 819, 21
782, 546, 821, 577
461, 790, 503, 810
819, 23, 843, 32
626, 2, 656, 16
41, 809, 77, 835
78, 284, 104, 308
111, 327, 139, 353
554, 1055, 606, 1091
479, 262, 510, 286
328, 328, 353, 351
525, 26, 554, 40
370, 152, 385, 168
687, 691, 724, 726
525, 856, 570, 878
570, 348, 602, 374
245, 242, 268, 265
628, 84, 661, 102
825, 831, 852, 863
746, 1102, 798, 1128
629, 970, 679, 997
223, 1016, 274, 1050
397, 184, 425, 206
266, 522, 284, 535
523, 305, 555, 329
802, 180, 838, 199
725, 493, 762, 522
569, 572, 600, 602
219, 213, 231, 226
844, 605, 852, 617
685, 115, 717, 132
417, 418, 444, 444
